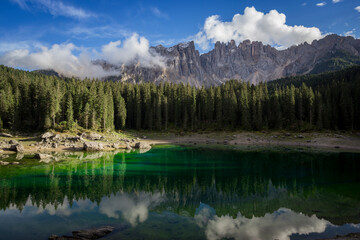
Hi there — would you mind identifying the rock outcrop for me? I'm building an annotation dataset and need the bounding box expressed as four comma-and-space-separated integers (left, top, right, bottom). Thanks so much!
84, 142, 104, 151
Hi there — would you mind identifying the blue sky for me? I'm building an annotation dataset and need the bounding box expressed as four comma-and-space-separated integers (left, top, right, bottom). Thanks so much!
0, 0, 359, 78
1, 0, 359, 50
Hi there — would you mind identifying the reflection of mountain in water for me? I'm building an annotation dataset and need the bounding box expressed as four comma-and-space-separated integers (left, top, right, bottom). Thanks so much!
0, 147, 360, 225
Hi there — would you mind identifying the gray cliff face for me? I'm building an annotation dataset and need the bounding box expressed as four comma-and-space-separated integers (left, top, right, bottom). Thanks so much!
101, 34, 360, 86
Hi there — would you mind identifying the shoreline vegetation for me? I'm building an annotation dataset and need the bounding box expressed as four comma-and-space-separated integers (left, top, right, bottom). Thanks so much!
0, 64, 359, 157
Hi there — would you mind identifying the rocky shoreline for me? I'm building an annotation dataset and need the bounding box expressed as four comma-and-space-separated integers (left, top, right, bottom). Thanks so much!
0, 131, 151, 164
1, 131, 360, 164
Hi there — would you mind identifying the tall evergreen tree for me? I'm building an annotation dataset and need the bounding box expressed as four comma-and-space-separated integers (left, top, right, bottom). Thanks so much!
66, 93, 74, 130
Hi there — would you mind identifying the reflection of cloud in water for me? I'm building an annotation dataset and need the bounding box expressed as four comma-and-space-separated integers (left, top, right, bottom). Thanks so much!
195, 204, 329, 240
99, 192, 165, 226
5, 191, 164, 227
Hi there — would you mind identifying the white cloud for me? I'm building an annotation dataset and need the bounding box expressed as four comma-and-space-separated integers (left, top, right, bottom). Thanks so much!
0, 33, 166, 79
316, 2, 327, 6
11, 0, 94, 19
194, 7, 323, 50
101, 33, 166, 68
355, 6, 360, 13
344, 29, 356, 37
195, 206, 329, 240
150, 7, 169, 19
332, 0, 342, 3
99, 192, 165, 226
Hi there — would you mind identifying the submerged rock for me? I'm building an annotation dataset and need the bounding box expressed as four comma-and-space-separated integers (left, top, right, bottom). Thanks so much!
16, 153, 24, 160
49, 226, 114, 240
134, 142, 151, 149
84, 142, 104, 151
0, 160, 18, 165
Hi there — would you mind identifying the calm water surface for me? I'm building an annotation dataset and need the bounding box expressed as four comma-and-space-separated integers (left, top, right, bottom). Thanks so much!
0, 145, 360, 240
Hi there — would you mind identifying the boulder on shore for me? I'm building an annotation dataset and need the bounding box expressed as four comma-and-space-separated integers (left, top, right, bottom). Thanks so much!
10, 144, 24, 153
41, 132, 54, 140
112, 143, 120, 149
82, 133, 103, 141
49, 226, 114, 240
84, 142, 104, 151
9, 139, 19, 145
134, 142, 151, 149
0, 133, 13, 138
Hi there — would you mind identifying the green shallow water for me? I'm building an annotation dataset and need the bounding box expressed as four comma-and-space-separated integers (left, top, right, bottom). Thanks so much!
0, 145, 360, 240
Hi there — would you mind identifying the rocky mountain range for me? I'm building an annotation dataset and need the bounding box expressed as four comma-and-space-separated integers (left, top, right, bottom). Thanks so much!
55, 34, 360, 86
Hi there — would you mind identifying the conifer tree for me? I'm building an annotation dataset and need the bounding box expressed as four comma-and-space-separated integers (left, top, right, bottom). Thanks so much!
115, 94, 127, 129
66, 94, 74, 130
215, 87, 222, 129
83, 103, 90, 129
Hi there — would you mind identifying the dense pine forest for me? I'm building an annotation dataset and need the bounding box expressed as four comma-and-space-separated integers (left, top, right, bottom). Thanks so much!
0, 64, 359, 132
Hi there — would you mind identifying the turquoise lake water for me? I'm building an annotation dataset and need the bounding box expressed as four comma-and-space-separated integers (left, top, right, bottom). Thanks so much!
0, 145, 360, 240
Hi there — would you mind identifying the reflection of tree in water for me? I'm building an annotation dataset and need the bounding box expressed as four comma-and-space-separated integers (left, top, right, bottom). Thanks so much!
0, 148, 360, 224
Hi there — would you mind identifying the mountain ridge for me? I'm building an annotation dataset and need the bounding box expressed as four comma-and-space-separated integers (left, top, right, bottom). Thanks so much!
38, 34, 360, 86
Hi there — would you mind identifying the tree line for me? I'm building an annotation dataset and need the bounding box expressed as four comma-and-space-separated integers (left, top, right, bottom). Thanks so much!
0, 64, 359, 132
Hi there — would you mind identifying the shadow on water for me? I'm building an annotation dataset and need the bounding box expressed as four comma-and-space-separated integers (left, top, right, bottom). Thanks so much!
0, 146, 360, 240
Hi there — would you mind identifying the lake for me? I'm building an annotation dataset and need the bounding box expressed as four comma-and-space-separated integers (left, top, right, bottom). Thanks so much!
0, 145, 360, 240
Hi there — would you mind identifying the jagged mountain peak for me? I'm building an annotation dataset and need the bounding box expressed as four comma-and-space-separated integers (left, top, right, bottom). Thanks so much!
36, 34, 360, 86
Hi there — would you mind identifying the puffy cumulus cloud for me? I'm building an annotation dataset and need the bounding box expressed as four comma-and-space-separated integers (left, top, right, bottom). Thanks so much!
0, 33, 166, 79
0, 43, 115, 79
99, 192, 165, 226
101, 33, 166, 68
332, 0, 342, 3
356, 6, 360, 13
194, 7, 323, 50
195, 206, 329, 240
